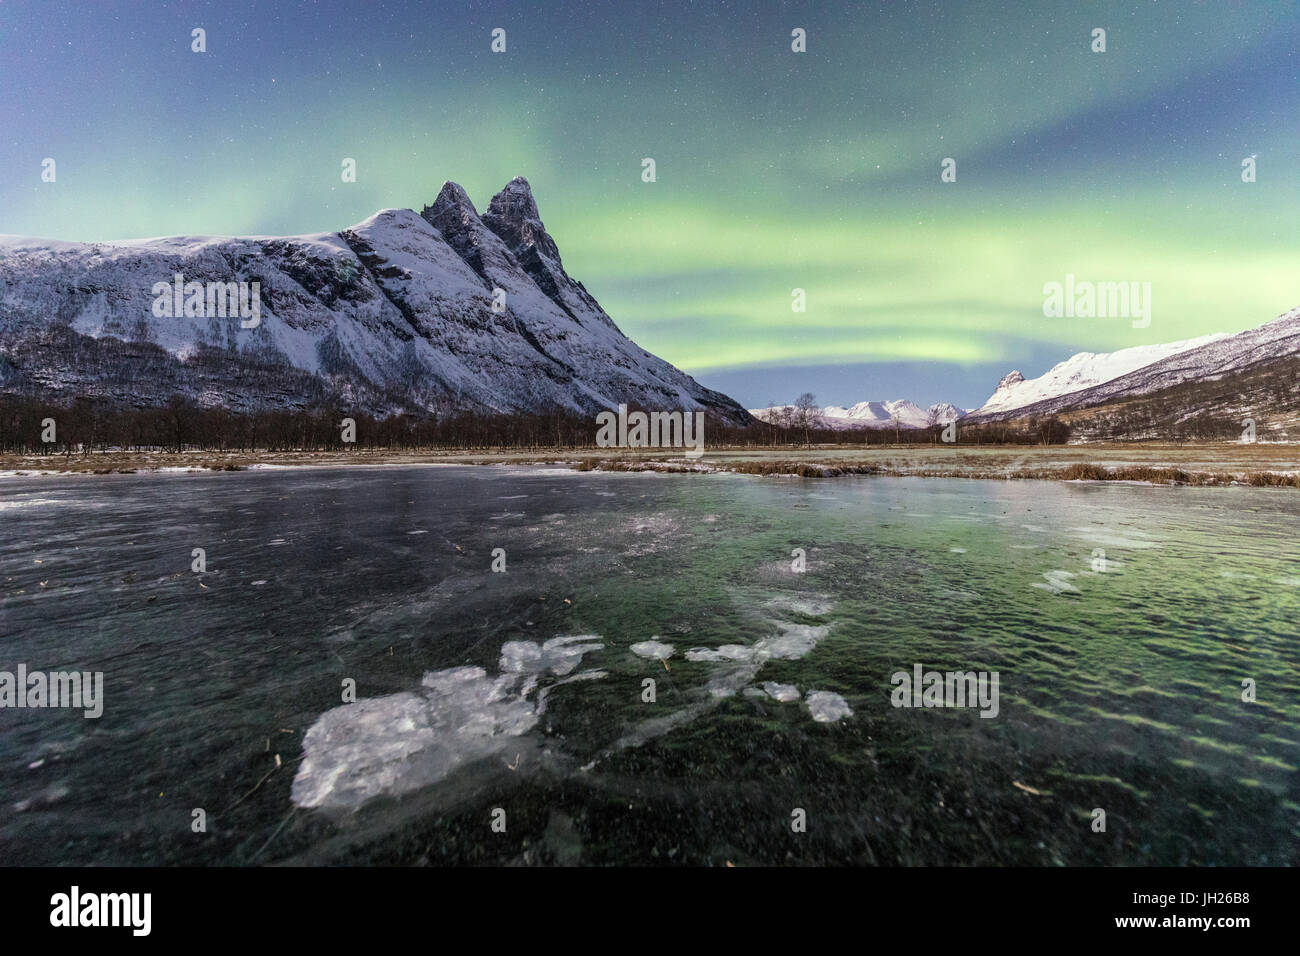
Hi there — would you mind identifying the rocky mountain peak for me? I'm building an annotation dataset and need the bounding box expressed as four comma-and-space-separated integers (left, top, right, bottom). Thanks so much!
994, 370, 1024, 392
419, 181, 495, 281
488, 176, 539, 220
422, 181, 478, 226
483, 176, 561, 265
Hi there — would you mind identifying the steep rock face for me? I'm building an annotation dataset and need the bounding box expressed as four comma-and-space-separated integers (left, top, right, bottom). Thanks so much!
415, 178, 750, 419
480, 177, 609, 324
0, 179, 753, 425
483, 177, 563, 266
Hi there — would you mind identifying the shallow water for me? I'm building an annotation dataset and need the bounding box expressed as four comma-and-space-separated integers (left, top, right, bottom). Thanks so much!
1, 466, 1296, 865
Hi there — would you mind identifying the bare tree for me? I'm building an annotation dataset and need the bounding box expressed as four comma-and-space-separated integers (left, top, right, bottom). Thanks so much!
793, 392, 817, 447
925, 404, 941, 444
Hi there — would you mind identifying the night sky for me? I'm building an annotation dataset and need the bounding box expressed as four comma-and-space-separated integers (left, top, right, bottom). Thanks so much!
1, 0, 1297, 408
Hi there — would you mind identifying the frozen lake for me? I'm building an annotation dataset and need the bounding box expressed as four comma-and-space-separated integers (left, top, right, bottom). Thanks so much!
1, 465, 1297, 864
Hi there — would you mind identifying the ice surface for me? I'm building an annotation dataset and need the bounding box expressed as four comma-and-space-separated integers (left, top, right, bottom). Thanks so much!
292, 636, 605, 811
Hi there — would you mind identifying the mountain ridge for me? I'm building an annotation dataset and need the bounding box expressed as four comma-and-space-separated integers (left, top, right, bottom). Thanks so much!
974, 332, 1233, 416
968, 307, 1300, 426
749, 399, 966, 430
0, 178, 752, 425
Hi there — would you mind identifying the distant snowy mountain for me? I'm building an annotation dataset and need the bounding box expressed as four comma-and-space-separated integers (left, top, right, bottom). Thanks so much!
0, 177, 751, 424
749, 399, 965, 430
968, 307, 1300, 427
975, 333, 1230, 415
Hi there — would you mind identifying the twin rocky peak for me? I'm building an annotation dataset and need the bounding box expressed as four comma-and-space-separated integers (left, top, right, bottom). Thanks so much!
420, 177, 587, 316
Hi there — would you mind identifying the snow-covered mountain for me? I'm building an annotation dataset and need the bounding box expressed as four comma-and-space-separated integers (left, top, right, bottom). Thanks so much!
749, 399, 965, 430
0, 177, 751, 424
969, 307, 1300, 424
975, 333, 1230, 415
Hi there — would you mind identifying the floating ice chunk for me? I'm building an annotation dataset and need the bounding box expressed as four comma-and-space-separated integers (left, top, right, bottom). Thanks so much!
499, 635, 604, 676
764, 594, 834, 616
762, 682, 800, 702
762, 622, 829, 660
686, 622, 830, 666
293, 638, 606, 810
805, 690, 852, 723
630, 640, 674, 660
562, 669, 607, 683
1033, 570, 1080, 595
1068, 527, 1160, 549
292, 692, 470, 811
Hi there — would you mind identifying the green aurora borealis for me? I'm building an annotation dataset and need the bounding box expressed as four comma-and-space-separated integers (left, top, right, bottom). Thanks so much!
2, 0, 1297, 406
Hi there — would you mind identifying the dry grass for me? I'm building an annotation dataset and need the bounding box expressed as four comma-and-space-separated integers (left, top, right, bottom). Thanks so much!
4, 444, 1300, 488
1052, 462, 1300, 486
1243, 471, 1300, 487
563, 456, 1300, 487
570, 458, 884, 478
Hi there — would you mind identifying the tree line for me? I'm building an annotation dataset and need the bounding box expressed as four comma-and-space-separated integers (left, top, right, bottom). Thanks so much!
0, 394, 1081, 455
0, 396, 600, 454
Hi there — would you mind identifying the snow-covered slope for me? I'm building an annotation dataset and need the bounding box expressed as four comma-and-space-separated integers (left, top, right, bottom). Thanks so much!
0, 177, 751, 424
970, 307, 1300, 423
749, 399, 964, 430
976, 333, 1230, 415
